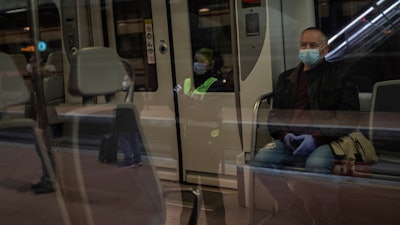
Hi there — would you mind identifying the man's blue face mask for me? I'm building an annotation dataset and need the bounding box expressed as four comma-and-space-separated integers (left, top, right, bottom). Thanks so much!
193, 62, 208, 75
298, 48, 321, 65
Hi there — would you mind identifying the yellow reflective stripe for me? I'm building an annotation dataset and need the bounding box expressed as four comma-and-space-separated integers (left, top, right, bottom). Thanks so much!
184, 78, 192, 96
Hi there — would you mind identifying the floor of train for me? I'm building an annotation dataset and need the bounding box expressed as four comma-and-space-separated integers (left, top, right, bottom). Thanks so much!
0, 141, 252, 225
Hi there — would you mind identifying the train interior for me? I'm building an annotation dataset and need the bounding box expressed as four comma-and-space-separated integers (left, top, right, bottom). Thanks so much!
1, 0, 399, 224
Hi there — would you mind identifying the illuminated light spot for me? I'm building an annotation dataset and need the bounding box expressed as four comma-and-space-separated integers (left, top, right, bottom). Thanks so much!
37, 41, 47, 52
21, 45, 35, 52
198, 8, 210, 13
210, 129, 220, 138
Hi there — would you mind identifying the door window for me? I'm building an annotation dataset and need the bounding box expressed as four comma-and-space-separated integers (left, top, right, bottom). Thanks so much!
112, 0, 158, 91
188, 0, 235, 92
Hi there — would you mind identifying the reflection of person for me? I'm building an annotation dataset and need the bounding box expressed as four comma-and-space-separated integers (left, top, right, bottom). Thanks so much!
180, 47, 226, 225
252, 27, 360, 224
29, 61, 56, 194
116, 105, 143, 168
117, 126, 142, 168
26, 56, 44, 73
117, 65, 142, 168
30, 127, 56, 194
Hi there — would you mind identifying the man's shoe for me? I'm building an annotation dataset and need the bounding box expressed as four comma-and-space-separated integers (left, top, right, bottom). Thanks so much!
34, 185, 55, 194
118, 161, 133, 167
31, 182, 55, 194
31, 182, 52, 190
31, 182, 45, 190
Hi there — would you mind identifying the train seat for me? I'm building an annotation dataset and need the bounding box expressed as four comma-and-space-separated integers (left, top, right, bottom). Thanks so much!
68, 47, 126, 101
7, 52, 65, 121
0, 53, 31, 120
8, 53, 33, 116
0, 52, 30, 112
9, 53, 30, 79
368, 79, 400, 180
57, 47, 201, 225
46, 51, 64, 76
249, 81, 400, 180
43, 51, 65, 105
0, 51, 57, 197
246, 80, 400, 224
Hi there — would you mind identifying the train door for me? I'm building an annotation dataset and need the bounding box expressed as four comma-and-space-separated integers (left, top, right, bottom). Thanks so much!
103, 0, 244, 187
104, 0, 247, 188
168, 1, 242, 188
105, 0, 180, 181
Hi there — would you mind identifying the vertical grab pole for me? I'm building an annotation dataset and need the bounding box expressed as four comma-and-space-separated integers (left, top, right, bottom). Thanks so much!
28, 0, 49, 130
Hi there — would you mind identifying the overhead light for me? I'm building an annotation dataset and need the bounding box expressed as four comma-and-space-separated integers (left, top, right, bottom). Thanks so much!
328, 0, 386, 44
6, 8, 27, 14
198, 8, 210, 13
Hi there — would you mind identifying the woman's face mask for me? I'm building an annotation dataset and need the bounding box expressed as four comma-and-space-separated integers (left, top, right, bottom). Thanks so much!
193, 62, 208, 75
298, 48, 321, 65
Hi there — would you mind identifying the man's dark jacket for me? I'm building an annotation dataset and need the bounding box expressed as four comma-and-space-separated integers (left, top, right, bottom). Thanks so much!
268, 59, 360, 146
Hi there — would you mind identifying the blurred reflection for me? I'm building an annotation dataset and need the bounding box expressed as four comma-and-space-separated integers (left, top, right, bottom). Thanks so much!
180, 47, 227, 225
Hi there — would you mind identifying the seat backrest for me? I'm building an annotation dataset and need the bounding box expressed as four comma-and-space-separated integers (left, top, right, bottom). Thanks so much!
43, 75, 65, 105
69, 47, 126, 99
41, 51, 65, 105
0, 52, 30, 110
9, 53, 29, 78
46, 51, 64, 76
369, 79, 400, 154
58, 47, 168, 224
250, 93, 274, 161
359, 92, 372, 112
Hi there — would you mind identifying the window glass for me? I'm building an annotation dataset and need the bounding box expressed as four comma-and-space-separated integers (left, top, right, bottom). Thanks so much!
317, 0, 400, 92
113, 0, 157, 91
188, 0, 235, 92
0, 2, 61, 62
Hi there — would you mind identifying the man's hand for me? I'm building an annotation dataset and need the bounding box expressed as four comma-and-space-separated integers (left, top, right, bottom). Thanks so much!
292, 134, 316, 156
283, 133, 297, 151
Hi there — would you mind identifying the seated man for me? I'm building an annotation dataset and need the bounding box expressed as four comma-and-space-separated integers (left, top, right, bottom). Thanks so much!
253, 27, 360, 174
252, 27, 360, 225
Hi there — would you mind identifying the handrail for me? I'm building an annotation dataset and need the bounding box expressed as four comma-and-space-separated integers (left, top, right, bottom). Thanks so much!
250, 92, 274, 163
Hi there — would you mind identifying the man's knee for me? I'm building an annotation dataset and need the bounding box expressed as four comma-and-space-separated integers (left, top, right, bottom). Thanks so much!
305, 145, 334, 174
253, 147, 273, 167
253, 141, 288, 167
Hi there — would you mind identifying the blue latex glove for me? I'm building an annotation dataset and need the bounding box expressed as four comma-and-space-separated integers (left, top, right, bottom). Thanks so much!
283, 133, 297, 151
292, 134, 316, 156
